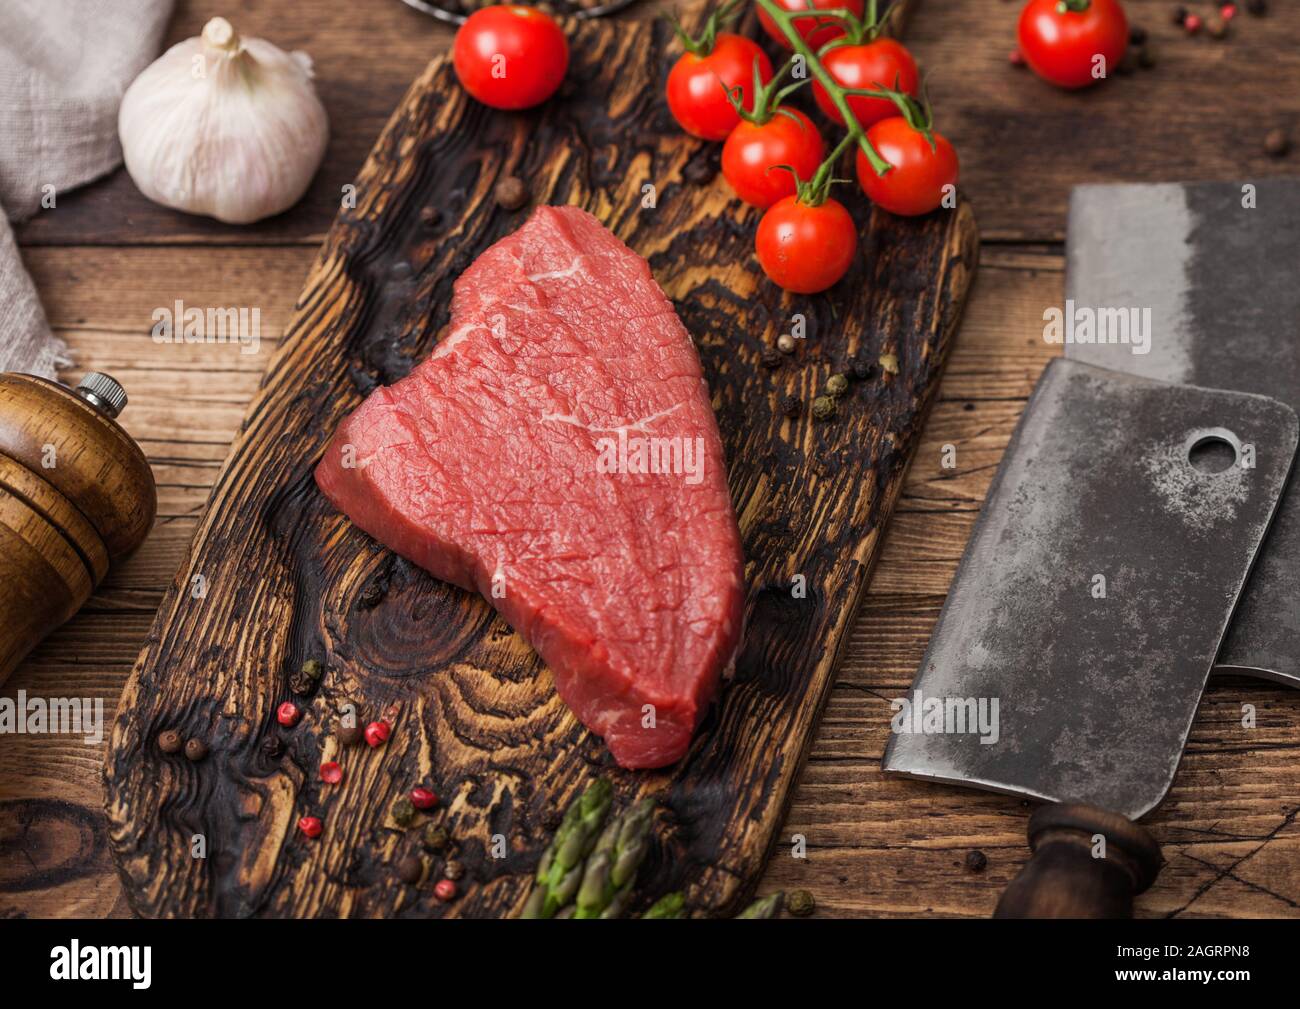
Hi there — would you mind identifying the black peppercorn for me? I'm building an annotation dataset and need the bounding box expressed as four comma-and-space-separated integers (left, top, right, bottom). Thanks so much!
260, 735, 284, 760
1129, 25, 1147, 45
760, 346, 782, 370
1247, 0, 1267, 15
494, 176, 530, 211
850, 356, 873, 381
157, 729, 183, 754
781, 395, 802, 419
184, 738, 208, 762
1266, 128, 1291, 157
965, 849, 988, 872
396, 854, 424, 885
1171, 5, 1187, 25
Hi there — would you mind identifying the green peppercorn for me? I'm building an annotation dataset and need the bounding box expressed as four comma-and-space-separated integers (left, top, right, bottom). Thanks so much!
302, 659, 324, 680
811, 396, 837, 421
786, 889, 815, 917
391, 796, 417, 828
421, 823, 452, 852
826, 374, 849, 397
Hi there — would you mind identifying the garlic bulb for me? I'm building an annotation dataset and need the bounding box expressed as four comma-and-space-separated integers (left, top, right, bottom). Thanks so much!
118, 17, 329, 225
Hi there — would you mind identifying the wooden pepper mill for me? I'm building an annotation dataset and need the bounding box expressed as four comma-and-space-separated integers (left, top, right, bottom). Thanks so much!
0, 372, 156, 686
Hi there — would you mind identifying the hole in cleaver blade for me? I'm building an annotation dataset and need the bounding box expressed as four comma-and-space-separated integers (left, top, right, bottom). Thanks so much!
1065, 179, 1300, 685
881, 359, 1298, 820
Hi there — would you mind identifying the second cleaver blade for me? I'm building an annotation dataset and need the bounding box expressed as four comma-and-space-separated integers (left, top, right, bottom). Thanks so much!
1066, 179, 1300, 684
883, 359, 1297, 819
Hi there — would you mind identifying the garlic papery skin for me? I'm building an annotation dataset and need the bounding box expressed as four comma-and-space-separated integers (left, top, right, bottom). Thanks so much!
118, 17, 329, 225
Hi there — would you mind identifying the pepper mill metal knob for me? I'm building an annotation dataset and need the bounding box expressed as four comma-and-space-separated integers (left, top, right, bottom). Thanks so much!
75, 371, 129, 418
0, 372, 157, 686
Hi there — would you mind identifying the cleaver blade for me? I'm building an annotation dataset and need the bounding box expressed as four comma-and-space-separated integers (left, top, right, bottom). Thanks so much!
882, 359, 1297, 819
1065, 179, 1300, 684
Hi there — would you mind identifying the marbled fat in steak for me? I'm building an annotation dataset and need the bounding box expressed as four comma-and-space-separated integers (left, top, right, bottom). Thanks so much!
315, 206, 745, 768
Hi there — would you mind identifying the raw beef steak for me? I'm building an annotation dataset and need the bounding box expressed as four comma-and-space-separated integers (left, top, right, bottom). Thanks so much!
315, 205, 745, 768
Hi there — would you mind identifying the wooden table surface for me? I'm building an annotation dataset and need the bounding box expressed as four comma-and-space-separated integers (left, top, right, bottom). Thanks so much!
4, 0, 1299, 918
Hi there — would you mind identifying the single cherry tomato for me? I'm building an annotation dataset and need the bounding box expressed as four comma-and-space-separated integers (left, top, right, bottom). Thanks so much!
667, 33, 774, 140
722, 108, 825, 208
756, 195, 857, 294
1016, 0, 1128, 90
812, 39, 919, 128
855, 117, 959, 216
757, 0, 865, 51
452, 5, 569, 110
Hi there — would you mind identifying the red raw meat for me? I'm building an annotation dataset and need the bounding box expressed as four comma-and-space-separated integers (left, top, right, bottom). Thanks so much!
315, 206, 745, 768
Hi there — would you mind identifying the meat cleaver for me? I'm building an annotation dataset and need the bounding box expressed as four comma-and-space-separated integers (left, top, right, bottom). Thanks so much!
1065, 179, 1300, 684
883, 358, 1297, 915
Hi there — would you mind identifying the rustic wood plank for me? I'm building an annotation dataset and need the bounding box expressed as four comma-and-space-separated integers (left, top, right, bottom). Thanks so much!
20, 0, 1298, 247
907, 0, 1300, 241
30, 244, 1289, 920
12, 2, 670, 247
8, 238, 1300, 917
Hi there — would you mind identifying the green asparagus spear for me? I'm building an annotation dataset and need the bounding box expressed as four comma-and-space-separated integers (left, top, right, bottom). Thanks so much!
642, 892, 687, 919
519, 778, 613, 918
736, 892, 783, 918
573, 798, 656, 919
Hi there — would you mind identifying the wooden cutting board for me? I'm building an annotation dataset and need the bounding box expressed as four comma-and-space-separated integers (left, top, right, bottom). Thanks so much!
104, 5, 977, 917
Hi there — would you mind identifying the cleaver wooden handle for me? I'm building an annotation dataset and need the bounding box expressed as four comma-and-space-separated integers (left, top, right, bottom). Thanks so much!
993, 803, 1163, 919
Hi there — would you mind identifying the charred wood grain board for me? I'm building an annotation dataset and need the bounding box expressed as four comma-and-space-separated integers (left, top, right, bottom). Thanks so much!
103, 9, 978, 917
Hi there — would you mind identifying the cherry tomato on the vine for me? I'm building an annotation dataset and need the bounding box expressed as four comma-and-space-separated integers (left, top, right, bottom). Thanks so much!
452, 5, 569, 110
812, 38, 919, 129
855, 117, 959, 217
722, 108, 825, 208
1016, 0, 1128, 90
756, 195, 857, 294
667, 34, 774, 140
757, 0, 865, 51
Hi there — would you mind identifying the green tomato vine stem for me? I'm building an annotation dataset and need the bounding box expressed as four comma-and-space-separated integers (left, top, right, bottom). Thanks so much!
752, 0, 892, 177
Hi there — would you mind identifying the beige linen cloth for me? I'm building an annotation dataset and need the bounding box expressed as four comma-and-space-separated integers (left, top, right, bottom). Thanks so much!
0, 0, 173, 377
